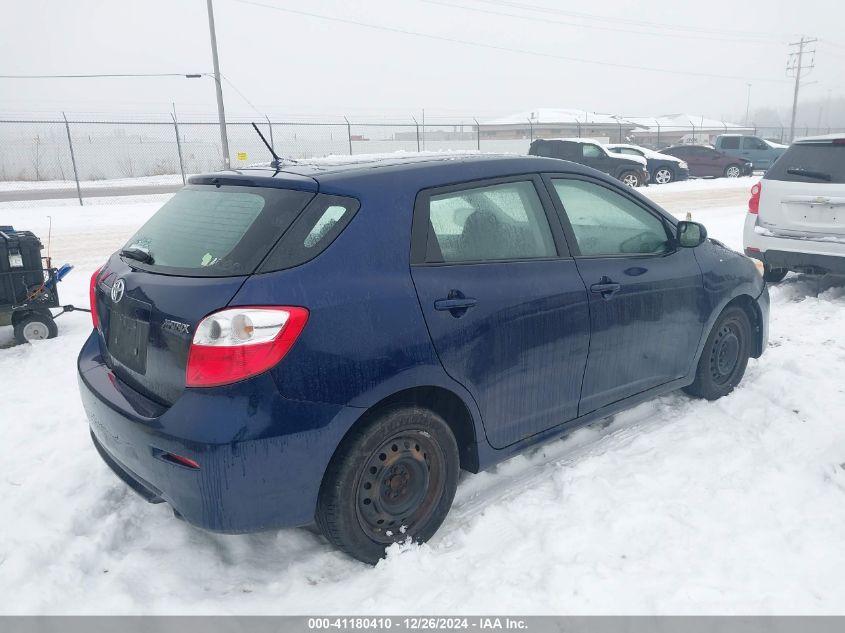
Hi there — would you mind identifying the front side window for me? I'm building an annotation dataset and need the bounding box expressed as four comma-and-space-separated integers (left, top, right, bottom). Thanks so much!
582, 144, 603, 158
427, 181, 556, 263
551, 179, 671, 257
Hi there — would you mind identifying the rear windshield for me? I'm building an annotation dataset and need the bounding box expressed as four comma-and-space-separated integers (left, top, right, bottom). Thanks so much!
765, 142, 845, 184
122, 185, 314, 276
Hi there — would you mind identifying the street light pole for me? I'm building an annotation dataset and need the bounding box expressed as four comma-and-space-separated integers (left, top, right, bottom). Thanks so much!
206, 0, 230, 170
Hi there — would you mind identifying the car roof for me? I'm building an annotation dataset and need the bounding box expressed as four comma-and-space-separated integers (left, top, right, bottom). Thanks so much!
534, 137, 604, 144
188, 153, 597, 192
793, 133, 845, 143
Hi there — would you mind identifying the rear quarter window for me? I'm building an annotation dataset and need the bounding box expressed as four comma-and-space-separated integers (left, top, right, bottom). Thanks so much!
258, 194, 360, 272
765, 142, 845, 184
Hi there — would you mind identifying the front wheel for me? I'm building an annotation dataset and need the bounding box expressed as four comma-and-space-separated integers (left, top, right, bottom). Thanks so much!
620, 171, 641, 187
13, 312, 58, 344
684, 306, 752, 400
653, 167, 674, 184
724, 164, 742, 178
316, 406, 460, 564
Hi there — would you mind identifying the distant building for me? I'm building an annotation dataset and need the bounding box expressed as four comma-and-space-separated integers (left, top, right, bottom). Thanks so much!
479, 109, 638, 142
627, 114, 754, 148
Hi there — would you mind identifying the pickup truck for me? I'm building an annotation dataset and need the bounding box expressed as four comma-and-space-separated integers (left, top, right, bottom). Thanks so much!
714, 134, 788, 171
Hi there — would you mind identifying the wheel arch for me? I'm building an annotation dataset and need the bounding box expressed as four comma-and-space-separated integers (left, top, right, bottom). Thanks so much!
324, 385, 481, 484
724, 294, 765, 358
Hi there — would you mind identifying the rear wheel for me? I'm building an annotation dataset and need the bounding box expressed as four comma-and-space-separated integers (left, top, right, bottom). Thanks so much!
653, 167, 674, 184
620, 171, 641, 187
13, 312, 58, 344
724, 164, 742, 178
684, 306, 751, 400
763, 266, 788, 283
316, 406, 460, 564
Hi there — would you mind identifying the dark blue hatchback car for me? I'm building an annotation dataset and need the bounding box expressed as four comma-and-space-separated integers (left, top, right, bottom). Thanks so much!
78, 154, 769, 563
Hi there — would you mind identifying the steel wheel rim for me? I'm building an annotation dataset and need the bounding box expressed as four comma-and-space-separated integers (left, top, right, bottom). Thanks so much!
655, 169, 671, 184
22, 321, 49, 341
710, 322, 742, 385
355, 431, 445, 543
726, 166, 740, 178
622, 174, 638, 187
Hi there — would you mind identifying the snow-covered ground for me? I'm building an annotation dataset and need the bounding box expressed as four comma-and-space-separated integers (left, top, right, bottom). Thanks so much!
0, 174, 184, 192
2, 180, 845, 615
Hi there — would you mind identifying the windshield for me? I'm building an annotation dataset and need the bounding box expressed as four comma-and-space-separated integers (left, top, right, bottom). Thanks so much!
122, 185, 315, 276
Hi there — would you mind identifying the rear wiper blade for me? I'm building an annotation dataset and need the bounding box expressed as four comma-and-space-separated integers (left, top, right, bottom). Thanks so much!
786, 168, 832, 182
120, 246, 154, 264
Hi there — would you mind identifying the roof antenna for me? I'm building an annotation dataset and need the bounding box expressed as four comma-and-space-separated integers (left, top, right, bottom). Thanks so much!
250, 122, 289, 169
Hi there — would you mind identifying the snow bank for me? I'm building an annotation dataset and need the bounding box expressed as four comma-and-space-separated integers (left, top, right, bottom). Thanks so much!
2, 195, 845, 615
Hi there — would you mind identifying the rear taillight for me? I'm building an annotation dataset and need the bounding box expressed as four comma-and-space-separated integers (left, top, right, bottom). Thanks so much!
186, 306, 309, 387
89, 267, 102, 329
749, 182, 761, 214
833, 138, 845, 145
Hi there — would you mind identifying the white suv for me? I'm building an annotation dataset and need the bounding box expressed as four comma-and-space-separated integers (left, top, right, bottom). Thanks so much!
743, 133, 845, 282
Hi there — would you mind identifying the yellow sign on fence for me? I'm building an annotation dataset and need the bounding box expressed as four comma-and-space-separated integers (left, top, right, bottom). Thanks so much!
237, 152, 247, 161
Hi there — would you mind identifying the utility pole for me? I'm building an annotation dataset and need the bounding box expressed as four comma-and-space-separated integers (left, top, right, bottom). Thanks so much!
745, 83, 752, 127
787, 36, 817, 142
206, 0, 230, 169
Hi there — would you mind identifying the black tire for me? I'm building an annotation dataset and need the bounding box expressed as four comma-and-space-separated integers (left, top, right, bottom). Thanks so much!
763, 266, 788, 283
684, 306, 752, 400
13, 312, 58, 344
620, 171, 641, 187
316, 406, 460, 564
724, 164, 742, 178
653, 167, 674, 184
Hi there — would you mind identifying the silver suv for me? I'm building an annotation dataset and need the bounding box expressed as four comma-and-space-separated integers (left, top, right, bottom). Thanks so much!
743, 133, 845, 282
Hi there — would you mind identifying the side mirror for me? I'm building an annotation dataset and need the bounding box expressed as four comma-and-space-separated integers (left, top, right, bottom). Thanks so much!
676, 221, 707, 248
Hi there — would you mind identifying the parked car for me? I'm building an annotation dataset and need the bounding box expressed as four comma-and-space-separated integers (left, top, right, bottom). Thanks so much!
714, 134, 787, 171
743, 133, 845, 281
79, 155, 769, 564
528, 138, 649, 187
606, 143, 690, 184
660, 144, 753, 178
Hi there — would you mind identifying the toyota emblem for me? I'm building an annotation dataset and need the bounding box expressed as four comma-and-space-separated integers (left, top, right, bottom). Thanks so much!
111, 278, 125, 303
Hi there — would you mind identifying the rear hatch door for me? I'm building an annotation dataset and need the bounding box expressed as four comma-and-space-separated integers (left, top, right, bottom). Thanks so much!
759, 139, 845, 237
93, 179, 316, 405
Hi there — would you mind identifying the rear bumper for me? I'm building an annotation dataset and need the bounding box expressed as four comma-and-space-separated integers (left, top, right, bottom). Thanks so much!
743, 214, 845, 274
77, 331, 363, 533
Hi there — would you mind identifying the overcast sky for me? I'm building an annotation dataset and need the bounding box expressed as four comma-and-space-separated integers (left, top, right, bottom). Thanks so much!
2, 0, 843, 123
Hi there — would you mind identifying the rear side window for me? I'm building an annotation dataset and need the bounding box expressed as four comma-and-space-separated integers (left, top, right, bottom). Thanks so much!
426, 181, 557, 263
551, 179, 671, 257
122, 185, 314, 276
720, 136, 740, 150
530, 141, 577, 160
765, 142, 845, 184
743, 137, 768, 150
259, 194, 360, 272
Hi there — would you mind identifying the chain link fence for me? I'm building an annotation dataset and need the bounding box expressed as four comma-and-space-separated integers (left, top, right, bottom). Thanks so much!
1, 115, 843, 206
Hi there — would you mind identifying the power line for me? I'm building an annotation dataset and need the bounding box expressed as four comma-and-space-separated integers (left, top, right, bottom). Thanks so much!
0, 73, 203, 79
420, 0, 785, 44
231, 0, 789, 83
469, 0, 794, 41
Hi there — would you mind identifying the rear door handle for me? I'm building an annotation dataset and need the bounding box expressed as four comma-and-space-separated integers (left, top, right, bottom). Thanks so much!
590, 280, 622, 299
435, 298, 477, 311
